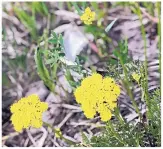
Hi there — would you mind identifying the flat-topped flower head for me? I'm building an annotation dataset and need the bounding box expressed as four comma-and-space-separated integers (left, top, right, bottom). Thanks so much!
10, 94, 48, 132
80, 7, 95, 25
74, 73, 120, 121
132, 73, 141, 83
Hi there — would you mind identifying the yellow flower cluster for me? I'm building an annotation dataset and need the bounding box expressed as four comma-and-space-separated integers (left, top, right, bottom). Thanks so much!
74, 73, 120, 121
132, 73, 141, 83
80, 7, 95, 25
10, 94, 48, 132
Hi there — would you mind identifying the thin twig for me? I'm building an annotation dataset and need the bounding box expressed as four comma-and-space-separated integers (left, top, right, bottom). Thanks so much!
54, 103, 81, 111
2, 132, 20, 141
36, 127, 48, 147
57, 112, 74, 128
140, 7, 158, 23
26, 130, 37, 147
43, 122, 77, 145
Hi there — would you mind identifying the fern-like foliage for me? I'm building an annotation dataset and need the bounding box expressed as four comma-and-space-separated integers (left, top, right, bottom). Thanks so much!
88, 88, 161, 147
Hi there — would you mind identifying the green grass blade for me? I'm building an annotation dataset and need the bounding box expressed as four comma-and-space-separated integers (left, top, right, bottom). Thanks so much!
71, 2, 82, 15
14, 7, 37, 39
35, 48, 55, 92
105, 18, 117, 33
81, 2, 86, 10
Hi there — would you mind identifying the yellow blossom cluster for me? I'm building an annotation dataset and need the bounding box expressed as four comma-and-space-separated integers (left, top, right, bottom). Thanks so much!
74, 73, 120, 121
80, 7, 95, 25
10, 94, 48, 132
132, 73, 141, 83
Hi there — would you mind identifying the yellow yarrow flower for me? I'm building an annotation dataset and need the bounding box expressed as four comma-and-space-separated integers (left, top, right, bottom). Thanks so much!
80, 7, 95, 25
10, 94, 48, 132
74, 73, 120, 121
132, 73, 141, 83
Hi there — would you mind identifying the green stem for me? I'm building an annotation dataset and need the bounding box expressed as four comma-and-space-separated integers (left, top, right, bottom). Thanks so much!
44, 14, 50, 51
67, 2, 72, 11
51, 62, 59, 80
107, 121, 127, 146
120, 57, 142, 120
135, 2, 150, 118
32, 3, 36, 23
113, 107, 125, 125
43, 122, 76, 145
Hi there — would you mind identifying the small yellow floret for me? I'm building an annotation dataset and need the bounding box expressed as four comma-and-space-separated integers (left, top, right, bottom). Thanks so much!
10, 94, 48, 132
55, 128, 62, 138
132, 73, 141, 83
74, 73, 120, 121
80, 7, 95, 25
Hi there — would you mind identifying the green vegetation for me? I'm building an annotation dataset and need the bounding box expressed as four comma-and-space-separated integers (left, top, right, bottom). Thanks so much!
2, 2, 161, 147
